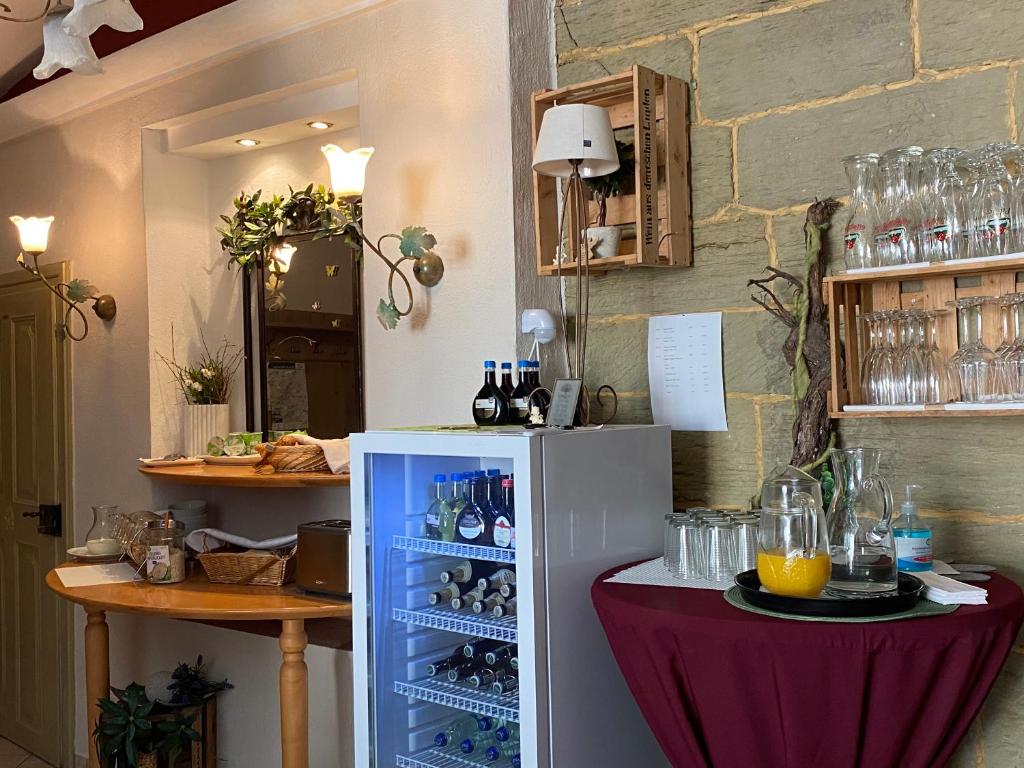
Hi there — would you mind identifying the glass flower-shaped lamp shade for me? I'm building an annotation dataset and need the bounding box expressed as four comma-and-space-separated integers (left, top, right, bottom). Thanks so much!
273, 243, 296, 273
322, 145, 374, 198
10, 216, 55, 254
62, 0, 144, 37
34, 10, 102, 79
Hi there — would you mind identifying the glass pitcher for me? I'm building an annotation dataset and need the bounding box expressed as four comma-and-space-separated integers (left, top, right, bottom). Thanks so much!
86, 505, 121, 556
757, 466, 831, 598
827, 448, 897, 593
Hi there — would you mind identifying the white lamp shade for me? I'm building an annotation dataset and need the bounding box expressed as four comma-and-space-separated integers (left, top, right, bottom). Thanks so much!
10, 216, 55, 254
532, 104, 619, 179
322, 145, 375, 198
273, 243, 296, 273
63, 0, 144, 37
34, 10, 102, 79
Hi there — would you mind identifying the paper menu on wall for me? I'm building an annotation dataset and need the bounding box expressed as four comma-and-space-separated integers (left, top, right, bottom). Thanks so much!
647, 313, 728, 432
56, 563, 142, 588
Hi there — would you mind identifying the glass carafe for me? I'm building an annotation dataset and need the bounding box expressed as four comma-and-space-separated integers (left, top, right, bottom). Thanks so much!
757, 466, 831, 598
875, 147, 924, 266
841, 154, 880, 269
86, 505, 120, 556
826, 448, 897, 593
919, 149, 967, 262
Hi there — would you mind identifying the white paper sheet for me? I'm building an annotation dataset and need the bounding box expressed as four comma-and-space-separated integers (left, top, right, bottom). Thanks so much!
56, 563, 142, 588
648, 312, 728, 431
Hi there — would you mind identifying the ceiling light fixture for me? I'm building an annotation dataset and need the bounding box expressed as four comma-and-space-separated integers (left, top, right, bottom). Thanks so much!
236, 138, 261, 148
307, 121, 334, 131
1, 0, 144, 80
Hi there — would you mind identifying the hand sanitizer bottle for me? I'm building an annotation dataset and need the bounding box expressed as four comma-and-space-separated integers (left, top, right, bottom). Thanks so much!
893, 484, 932, 572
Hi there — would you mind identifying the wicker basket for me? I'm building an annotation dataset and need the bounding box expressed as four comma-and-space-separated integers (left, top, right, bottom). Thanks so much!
254, 442, 329, 474
197, 548, 296, 586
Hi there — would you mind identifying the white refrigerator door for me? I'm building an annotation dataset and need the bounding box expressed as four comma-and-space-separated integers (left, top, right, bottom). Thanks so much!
539, 425, 672, 767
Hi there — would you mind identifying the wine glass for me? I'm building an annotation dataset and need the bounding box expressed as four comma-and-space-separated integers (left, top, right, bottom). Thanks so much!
949, 297, 996, 402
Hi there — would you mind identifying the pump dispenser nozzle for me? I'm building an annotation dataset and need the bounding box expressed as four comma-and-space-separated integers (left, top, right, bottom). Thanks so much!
902, 483, 922, 517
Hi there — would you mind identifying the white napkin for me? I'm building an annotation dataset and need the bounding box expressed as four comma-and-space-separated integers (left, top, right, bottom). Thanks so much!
185, 527, 297, 553
294, 434, 350, 475
915, 570, 988, 605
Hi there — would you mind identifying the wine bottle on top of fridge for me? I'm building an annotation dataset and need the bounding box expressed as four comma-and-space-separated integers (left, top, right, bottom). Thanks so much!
423, 474, 448, 540
472, 361, 510, 426
528, 360, 550, 416
499, 362, 515, 398
509, 360, 532, 425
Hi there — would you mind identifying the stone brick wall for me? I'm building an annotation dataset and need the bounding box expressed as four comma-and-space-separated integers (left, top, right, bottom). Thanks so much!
555, 1, 1024, 763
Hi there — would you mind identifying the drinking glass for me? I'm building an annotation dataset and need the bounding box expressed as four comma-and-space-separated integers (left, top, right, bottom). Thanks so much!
875, 147, 924, 266
703, 521, 737, 583
919, 148, 968, 261
733, 518, 759, 573
841, 154, 880, 269
969, 156, 1015, 258
949, 297, 996, 402
670, 519, 705, 580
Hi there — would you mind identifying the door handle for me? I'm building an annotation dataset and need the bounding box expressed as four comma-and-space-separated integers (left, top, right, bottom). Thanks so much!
24, 505, 61, 536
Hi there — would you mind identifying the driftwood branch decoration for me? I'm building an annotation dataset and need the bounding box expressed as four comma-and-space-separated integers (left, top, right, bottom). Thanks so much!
748, 198, 843, 476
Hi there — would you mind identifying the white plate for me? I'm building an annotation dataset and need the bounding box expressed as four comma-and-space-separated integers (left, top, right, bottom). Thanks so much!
202, 454, 261, 466
948, 563, 997, 573
67, 546, 122, 562
138, 457, 205, 467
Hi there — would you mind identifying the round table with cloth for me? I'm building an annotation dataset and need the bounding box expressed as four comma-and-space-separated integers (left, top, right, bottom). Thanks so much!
592, 565, 1024, 768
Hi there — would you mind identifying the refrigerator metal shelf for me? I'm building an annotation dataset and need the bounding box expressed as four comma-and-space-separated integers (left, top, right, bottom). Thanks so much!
394, 678, 520, 722
397, 748, 516, 768
393, 607, 519, 642
393, 536, 517, 563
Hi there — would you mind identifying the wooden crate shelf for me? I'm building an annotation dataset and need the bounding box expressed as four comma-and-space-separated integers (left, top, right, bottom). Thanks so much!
531, 65, 693, 275
824, 254, 1024, 418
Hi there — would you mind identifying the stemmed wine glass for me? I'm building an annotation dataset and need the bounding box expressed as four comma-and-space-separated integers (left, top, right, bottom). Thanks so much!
949, 297, 996, 402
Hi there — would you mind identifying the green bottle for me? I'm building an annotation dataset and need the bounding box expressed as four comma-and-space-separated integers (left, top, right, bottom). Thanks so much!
439, 473, 465, 542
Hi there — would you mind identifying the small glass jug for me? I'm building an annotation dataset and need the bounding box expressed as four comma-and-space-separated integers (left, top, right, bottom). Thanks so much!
86, 505, 121, 556
827, 448, 897, 593
757, 466, 831, 598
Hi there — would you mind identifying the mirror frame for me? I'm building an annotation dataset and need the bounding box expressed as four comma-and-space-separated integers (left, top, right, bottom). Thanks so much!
241, 228, 365, 439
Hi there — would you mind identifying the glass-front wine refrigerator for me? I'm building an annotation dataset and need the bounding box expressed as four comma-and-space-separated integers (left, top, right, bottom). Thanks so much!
351, 426, 672, 768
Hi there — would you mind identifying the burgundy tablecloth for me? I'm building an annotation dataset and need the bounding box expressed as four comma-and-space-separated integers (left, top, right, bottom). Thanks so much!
593, 565, 1024, 768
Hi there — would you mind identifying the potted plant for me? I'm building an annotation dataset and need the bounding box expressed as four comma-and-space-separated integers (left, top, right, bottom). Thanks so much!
157, 329, 243, 457
583, 139, 635, 259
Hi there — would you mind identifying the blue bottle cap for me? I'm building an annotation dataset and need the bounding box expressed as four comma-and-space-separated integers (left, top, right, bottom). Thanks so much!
529, 360, 539, 368
460, 739, 475, 753
486, 747, 500, 761
434, 474, 446, 483
474, 470, 486, 478
476, 716, 493, 731
487, 468, 501, 477
434, 734, 449, 747
518, 359, 530, 367
495, 726, 510, 742
512, 754, 521, 768
484, 360, 496, 369
501, 361, 512, 369
451, 472, 462, 481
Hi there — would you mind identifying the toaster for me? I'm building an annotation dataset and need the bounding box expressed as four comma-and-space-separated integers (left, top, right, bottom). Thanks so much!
296, 519, 352, 597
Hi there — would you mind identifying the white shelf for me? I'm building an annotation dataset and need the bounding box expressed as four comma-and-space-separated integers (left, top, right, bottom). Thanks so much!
394, 678, 520, 723
397, 748, 517, 768
393, 536, 516, 564
393, 606, 518, 643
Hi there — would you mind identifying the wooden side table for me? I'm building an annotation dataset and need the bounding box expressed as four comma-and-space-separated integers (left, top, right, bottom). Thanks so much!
46, 566, 350, 768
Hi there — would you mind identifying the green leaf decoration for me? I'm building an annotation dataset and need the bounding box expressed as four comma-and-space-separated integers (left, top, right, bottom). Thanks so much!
376, 298, 400, 330
399, 226, 437, 259
65, 279, 96, 304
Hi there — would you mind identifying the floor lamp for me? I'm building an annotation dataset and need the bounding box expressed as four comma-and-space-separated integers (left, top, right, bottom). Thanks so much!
533, 103, 619, 420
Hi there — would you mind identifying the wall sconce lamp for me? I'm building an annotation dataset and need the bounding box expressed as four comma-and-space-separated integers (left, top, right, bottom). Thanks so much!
320, 144, 445, 330
9, 215, 117, 341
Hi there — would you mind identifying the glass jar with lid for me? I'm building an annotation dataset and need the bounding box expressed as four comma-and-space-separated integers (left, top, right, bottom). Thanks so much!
141, 518, 187, 584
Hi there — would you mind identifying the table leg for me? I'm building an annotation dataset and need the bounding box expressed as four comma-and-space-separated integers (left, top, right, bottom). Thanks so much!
84, 609, 109, 768
279, 618, 309, 768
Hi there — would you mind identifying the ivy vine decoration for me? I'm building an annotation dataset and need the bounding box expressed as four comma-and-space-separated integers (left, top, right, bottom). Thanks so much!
217, 185, 443, 330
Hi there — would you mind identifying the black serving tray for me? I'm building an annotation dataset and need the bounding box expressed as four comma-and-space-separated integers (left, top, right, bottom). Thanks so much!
733, 570, 924, 618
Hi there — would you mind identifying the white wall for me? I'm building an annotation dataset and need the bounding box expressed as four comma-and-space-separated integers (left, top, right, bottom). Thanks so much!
0, 0, 553, 764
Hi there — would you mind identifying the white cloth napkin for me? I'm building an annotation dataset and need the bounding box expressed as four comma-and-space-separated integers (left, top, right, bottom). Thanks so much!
294, 434, 350, 475
185, 527, 297, 553
915, 570, 988, 605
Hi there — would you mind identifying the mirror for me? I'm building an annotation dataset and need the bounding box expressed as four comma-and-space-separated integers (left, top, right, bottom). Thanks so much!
243, 232, 364, 439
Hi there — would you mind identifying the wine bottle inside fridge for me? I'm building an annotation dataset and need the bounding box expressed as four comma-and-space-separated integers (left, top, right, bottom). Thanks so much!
440, 560, 500, 585
423, 474, 448, 540
493, 477, 515, 549
472, 361, 510, 426
455, 476, 493, 546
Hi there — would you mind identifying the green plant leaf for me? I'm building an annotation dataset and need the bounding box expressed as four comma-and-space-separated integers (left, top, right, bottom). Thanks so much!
65, 279, 96, 304
376, 298, 400, 330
